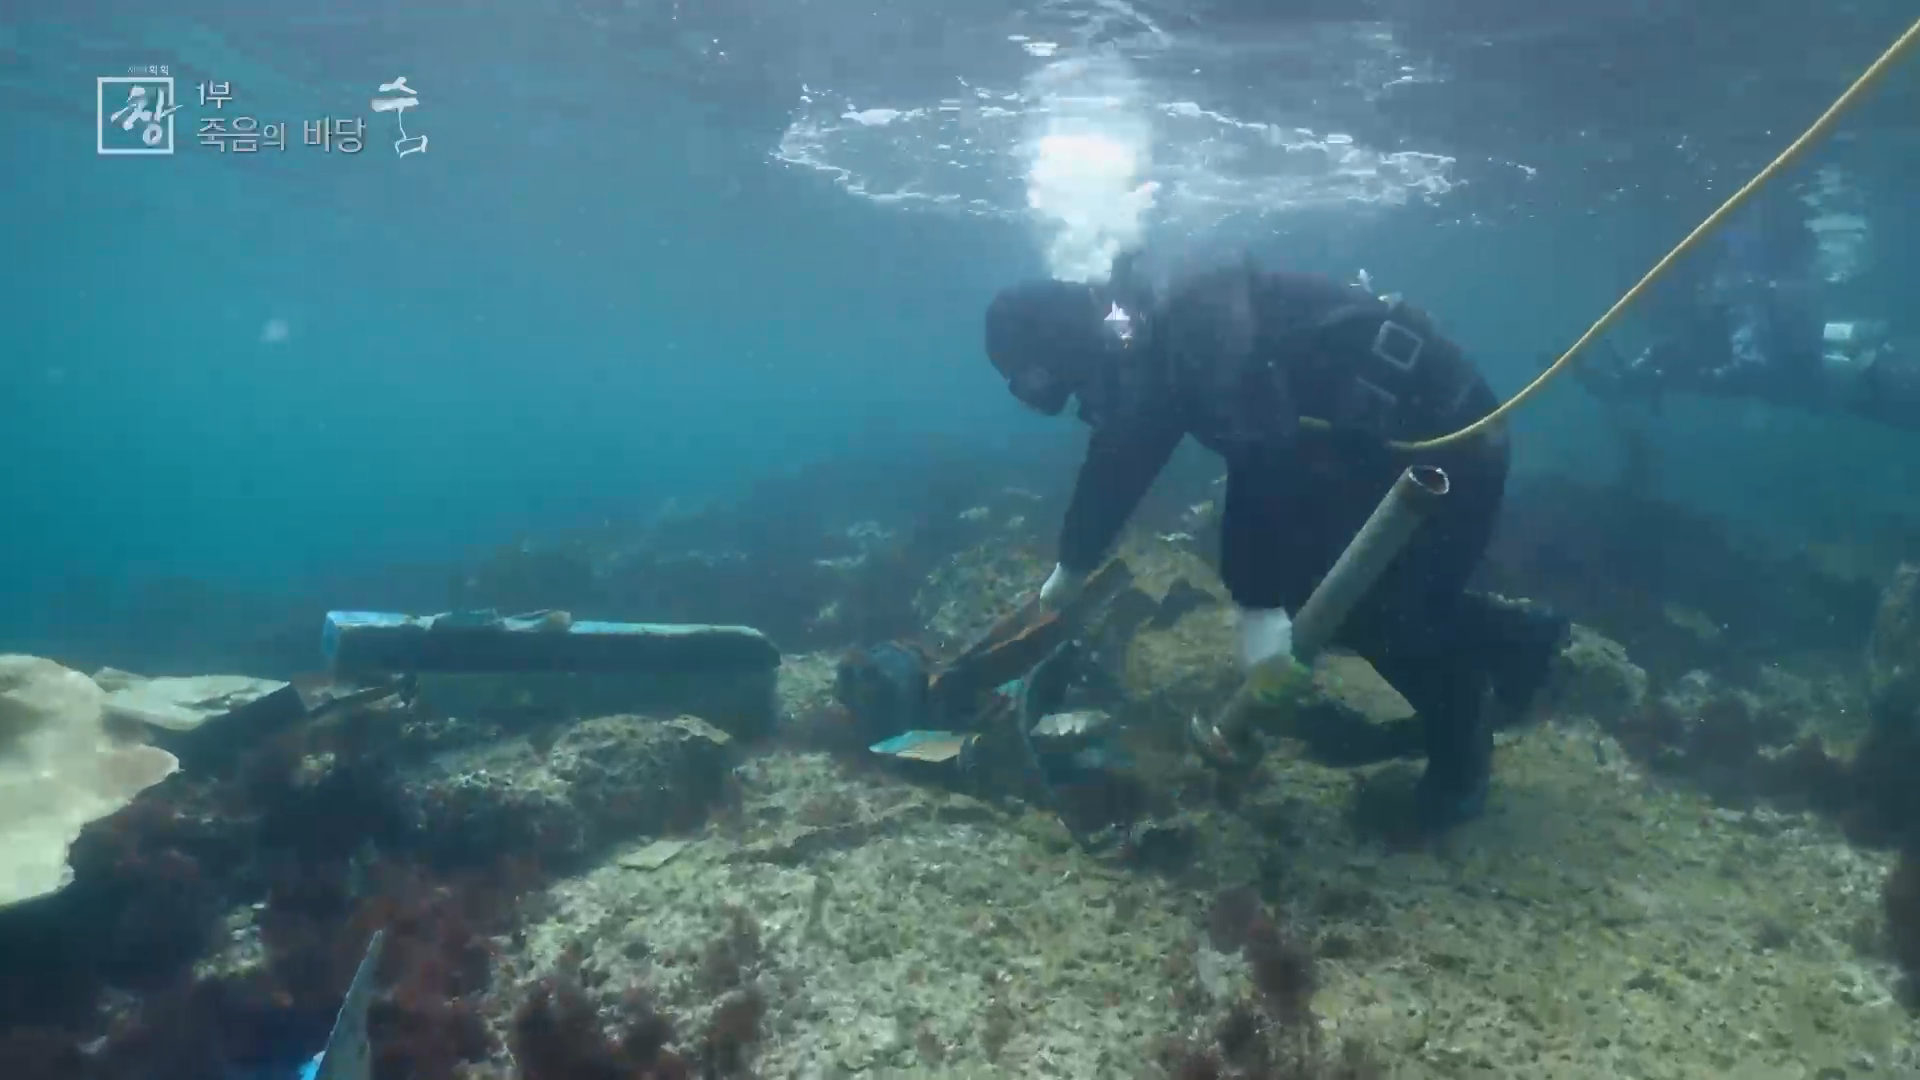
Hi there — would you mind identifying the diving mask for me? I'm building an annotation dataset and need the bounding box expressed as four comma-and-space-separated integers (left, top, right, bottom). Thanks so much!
1005, 362, 1074, 415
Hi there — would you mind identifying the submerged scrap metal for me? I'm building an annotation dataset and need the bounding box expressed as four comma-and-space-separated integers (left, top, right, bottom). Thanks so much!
848, 559, 1132, 752
840, 561, 1137, 842
321, 608, 784, 739
1028, 708, 1114, 743
922, 558, 1132, 724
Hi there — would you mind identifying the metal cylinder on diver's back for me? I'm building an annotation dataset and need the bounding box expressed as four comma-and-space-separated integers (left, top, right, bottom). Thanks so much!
1191, 465, 1451, 765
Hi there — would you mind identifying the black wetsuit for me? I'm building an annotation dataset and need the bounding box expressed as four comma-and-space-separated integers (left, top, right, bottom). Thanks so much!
1053, 263, 1539, 817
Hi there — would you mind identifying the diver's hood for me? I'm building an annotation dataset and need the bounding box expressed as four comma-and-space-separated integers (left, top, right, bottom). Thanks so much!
986, 279, 1120, 415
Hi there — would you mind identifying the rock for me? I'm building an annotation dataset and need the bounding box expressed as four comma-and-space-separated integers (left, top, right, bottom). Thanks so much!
401, 713, 736, 868
1122, 815, 1199, 873
618, 838, 692, 871
916, 544, 1050, 647
728, 790, 997, 866
776, 653, 840, 722
1605, 670, 1805, 806
1664, 671, 1802, 750
1114, 536, 1228, 607
1547, 625, 1647, 723
97, 672, 307, 774
1123, 604, 1239, 720
1311, 654, 1413, 724
1851, 560, 1920, 842
0, 655, 181, 909
88, 668, 144, 692
730, 823, 862, 867
1750, 665, 1820, 717
99, 674, 292, 731
1869, 563, 1920, 731
1658, 676, 1764, 777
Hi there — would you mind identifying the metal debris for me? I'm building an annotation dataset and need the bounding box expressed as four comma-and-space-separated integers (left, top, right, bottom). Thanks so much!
1029, 709, 1114, 742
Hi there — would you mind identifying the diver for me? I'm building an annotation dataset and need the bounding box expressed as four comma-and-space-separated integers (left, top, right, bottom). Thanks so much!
983, 253, 1571, 831
1578, 188, 1920, 430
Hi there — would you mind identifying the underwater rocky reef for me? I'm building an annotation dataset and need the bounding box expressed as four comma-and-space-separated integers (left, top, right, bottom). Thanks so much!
5, 456, 1920, 1079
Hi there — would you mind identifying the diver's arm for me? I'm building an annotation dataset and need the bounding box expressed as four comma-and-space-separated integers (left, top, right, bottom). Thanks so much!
1058, 414, 1184, 573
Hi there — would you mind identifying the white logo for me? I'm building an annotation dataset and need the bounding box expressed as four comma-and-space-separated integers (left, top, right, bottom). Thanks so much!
98, 76, 180, 155
369, 76, 428, 157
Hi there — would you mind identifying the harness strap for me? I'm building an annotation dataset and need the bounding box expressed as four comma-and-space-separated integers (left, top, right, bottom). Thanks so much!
1295, 299, 1485, 442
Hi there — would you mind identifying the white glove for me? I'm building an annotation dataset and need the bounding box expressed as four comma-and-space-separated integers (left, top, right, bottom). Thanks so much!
1236, 606, 1295, 669
1038, 563, 1088, 608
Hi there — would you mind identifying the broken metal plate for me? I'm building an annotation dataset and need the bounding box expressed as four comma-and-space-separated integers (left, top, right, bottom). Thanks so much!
869, 730, 977, 763
928, 559, 1132, 717
1029, 709, 1113, 741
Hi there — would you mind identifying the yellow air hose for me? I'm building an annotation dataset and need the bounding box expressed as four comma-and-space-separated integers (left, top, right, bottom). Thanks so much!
1339, 15, 1920, 453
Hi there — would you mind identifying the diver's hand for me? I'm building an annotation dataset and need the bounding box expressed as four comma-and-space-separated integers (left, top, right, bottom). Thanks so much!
1038, 563, 1088, 609
1236, 606, 1295, 669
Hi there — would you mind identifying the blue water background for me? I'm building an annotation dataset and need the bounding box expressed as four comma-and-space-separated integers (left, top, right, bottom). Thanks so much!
4, 6, 1919, 657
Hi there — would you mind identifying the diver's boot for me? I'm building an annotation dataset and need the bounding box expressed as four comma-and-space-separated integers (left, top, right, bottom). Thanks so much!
1415, 694, 1494, 833
1466, 595, 1571, 726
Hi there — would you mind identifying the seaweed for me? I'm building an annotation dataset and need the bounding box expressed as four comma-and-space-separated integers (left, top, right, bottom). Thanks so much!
1157, 887, 1382, 1080
696, 907, 763, 996
699, 986, 767, 1078
509, 977, 692, 1080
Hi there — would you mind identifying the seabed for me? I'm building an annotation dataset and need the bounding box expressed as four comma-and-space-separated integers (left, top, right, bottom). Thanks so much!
497, 662, 1911, 1080
20, 517, 1917, 1080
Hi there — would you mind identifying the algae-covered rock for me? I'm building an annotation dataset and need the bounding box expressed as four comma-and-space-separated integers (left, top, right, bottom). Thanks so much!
403, 713, 735, 867
776, 653, 839, 722
0, 655, 181, 909
1312, 653, 1412, 724
1113, 535, 1228, 606
1869, 562, 1920, 731
915, 543, 1050, 647
1609, 670, 1805, 804
1123, 603, 1239, 719
1250, 653, 1426, 767
1547, 624, 1647, 723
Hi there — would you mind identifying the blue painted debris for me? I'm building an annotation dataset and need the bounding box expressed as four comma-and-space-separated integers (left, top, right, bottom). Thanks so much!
321, 609, 780, 676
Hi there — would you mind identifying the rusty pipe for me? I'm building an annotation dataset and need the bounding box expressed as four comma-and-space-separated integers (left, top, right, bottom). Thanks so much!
1190, 465, 1450, 766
